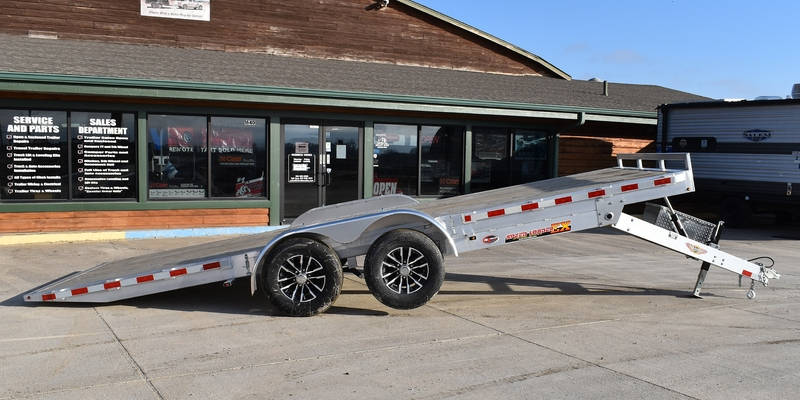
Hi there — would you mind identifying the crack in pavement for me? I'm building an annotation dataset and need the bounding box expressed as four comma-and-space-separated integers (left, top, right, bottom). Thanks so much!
94, 307, 165, 400
424, 303, 702, 400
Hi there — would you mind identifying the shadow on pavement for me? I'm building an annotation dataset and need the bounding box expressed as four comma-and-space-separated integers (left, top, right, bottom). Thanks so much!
4, 279, 388, 317
340, 272, 713, 299
6, 265, 721, 314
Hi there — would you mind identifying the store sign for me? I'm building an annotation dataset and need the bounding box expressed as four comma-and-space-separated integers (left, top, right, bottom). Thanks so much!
2, 113, 68, 200
373, 177, 398, 195
72, 116, 136, 199
1, 110, 137, 202
141, 0, 210, 22
288, 153, 315, 183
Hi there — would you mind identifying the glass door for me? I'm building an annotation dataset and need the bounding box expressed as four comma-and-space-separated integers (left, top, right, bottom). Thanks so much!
282, 122, 361, 222
323, 125, 360, 205
283, 124, 321, 221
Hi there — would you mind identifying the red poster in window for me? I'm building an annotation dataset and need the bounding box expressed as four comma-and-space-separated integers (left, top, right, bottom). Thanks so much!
211, 128, 254, 153
167, 126, 206, 148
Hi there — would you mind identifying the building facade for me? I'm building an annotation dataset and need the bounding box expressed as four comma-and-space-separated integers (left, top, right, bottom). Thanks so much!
0, 0, 706, 233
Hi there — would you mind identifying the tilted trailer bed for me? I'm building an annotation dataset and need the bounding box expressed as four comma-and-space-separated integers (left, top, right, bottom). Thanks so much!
24, 153, 780, 316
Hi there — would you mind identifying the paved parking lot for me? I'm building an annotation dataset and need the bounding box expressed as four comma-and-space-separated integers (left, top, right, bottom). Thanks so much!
1, 226, 798, 399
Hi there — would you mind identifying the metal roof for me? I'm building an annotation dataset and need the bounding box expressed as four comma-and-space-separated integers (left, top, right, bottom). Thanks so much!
0, 34, 707, 119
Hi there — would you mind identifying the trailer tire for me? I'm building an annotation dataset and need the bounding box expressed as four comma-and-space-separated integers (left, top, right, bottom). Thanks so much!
263, 237, 343, 317
364, 229, 444, 310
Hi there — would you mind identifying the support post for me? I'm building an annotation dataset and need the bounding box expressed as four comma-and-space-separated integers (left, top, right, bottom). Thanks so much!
692, 221, 724, 298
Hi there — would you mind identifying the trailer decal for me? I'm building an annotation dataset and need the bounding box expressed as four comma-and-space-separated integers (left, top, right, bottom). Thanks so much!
686, 243, 707, 255
504, 220, 571, 243
482, 235, 498, 244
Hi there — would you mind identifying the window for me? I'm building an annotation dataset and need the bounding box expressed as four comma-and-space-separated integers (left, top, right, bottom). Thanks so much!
1, 109, 136, 202
373, 123, 465, 197
147, 114, 267, 199
210, 117, 267, 198
512, 130, 549, 184
373, 123, 418, 196
420, 125, 463, 196
472, 126, 550, 193
471, 127, 509, 192
147, 115, 208, 199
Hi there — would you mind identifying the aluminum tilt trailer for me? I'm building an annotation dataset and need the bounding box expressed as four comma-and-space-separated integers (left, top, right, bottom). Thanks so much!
24, 153, 780, 316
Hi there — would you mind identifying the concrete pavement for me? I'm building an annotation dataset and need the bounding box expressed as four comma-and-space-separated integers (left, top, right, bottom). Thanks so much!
1, 226, 798, 399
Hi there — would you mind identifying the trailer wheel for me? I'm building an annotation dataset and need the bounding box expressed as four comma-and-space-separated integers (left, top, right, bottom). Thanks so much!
263, 237, 343, 317
364, 229, 444, 310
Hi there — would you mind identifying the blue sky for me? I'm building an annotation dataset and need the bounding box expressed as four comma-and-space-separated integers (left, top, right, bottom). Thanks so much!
415, 0, 799, 100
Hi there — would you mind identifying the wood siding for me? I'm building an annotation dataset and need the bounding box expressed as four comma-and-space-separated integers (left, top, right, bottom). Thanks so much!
558, 136, 655, 176
0, 208, 269, 233
0, 0, 556, 77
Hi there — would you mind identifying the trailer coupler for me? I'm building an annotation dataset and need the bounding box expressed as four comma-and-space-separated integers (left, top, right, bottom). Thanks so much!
745, 264, 781, 299
613, 211, 781, 300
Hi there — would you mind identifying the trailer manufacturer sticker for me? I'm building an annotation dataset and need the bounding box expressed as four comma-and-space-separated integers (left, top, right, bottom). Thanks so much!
505, 221, 572, 243
685, 243, 708, 255
743, 129, 771, 142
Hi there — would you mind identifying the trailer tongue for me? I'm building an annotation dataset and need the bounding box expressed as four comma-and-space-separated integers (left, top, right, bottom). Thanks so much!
24, 153, 780, 316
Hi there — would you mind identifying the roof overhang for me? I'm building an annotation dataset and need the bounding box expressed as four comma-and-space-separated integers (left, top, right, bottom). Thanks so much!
0, 72, 656, 125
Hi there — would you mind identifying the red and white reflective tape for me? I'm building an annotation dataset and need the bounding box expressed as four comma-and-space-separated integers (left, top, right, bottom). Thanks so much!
35, 261, 223, 302
463, 176, 674, 223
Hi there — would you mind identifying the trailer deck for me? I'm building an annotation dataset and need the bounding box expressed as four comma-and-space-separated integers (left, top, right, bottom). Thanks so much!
23, 153, 780, 316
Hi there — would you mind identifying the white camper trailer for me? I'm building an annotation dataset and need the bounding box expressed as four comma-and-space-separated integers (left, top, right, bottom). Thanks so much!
659, 99, 800, 225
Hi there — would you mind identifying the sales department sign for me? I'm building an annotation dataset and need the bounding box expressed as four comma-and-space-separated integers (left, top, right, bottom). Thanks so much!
141, 0, 210, 22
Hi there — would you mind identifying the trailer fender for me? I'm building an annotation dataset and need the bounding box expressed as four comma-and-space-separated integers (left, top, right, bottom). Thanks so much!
250, 209, 457, 295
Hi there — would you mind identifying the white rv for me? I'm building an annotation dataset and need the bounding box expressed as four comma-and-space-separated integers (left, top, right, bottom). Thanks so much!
659, 99, 800, 225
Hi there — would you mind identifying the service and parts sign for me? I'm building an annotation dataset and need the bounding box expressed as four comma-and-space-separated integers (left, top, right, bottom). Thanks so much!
141, 0, 210, 22
504, 221, 572, 243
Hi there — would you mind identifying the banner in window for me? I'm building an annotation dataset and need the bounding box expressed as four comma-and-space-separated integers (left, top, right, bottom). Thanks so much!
1, 110, 69, 200
71, 112, 137, 199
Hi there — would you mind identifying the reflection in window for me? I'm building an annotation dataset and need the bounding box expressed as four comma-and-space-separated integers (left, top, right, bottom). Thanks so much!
471, 127, 550, 193
471, 127, 509, 192
373, 123, 417, 196
210, 117, 267, 198
512, 130, 549, 185
147, 115, 208, 199
421, 125, 463, 196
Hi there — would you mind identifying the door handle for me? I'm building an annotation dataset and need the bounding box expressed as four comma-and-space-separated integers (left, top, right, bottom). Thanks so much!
325, 168, 332, 186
